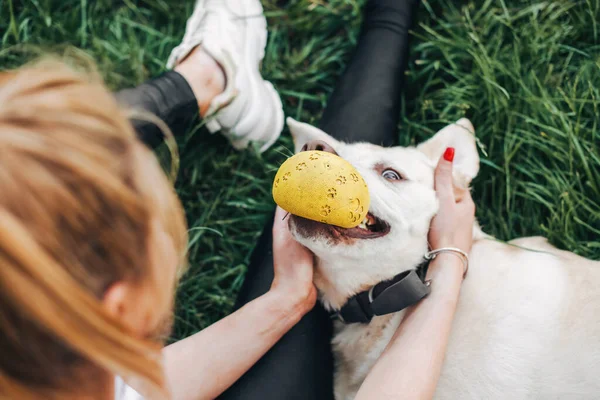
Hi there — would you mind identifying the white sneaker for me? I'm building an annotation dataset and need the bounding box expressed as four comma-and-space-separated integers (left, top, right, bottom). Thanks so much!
167, 0, 284, 152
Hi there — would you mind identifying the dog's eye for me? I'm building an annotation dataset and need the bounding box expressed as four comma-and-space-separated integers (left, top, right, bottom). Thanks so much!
382, 169, 402, 181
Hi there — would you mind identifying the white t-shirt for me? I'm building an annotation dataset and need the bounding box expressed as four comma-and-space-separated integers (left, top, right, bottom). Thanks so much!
114, 377, 144, 400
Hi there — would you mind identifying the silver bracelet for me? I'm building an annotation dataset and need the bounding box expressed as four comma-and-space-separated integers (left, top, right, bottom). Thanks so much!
424, 247, 469, 278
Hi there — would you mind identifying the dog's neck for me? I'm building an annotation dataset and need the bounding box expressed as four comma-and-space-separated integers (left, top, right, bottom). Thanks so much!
313, 244, 429, 311
314, 223, 486, 311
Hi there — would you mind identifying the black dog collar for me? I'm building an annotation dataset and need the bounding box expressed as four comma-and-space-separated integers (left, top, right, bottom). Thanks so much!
331, 261, 431, 324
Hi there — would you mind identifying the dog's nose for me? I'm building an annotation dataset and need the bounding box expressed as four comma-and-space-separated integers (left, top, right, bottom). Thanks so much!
301, 139, 338, 155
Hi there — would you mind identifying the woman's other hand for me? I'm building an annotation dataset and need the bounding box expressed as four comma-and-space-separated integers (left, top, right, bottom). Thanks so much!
270, 206, 317, 316
355, 149, 476, 400
428, 147, 476, 253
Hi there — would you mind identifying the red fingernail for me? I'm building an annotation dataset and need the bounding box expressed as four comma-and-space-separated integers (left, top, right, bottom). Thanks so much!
443, 147, 455, 162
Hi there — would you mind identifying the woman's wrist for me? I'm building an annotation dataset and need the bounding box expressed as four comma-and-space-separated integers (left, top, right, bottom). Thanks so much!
426, 253, 464, 287
265, 286, 316, 322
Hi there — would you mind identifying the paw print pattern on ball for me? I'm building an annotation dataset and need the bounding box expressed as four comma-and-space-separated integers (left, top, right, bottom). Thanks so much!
327, 188, 337, 199
274, 178, 280, 188
349, 198, 363, 213
282, 172, 291, 181
320, 205, 332, 217
309, 153, 320, 161
348, 211, 359, 223
336, 175, 347, 185
350, 173, 360, 182
296, 162, 307, 171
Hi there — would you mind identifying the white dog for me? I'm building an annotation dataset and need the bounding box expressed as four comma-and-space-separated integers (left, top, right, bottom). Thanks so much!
286, 117, 600, 400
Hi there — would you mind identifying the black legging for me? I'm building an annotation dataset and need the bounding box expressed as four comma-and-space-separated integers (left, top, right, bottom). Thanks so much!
116, 1, 418, 398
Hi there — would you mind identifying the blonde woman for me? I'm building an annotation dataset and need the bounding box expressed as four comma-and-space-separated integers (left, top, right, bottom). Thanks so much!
0, 0, 474, 399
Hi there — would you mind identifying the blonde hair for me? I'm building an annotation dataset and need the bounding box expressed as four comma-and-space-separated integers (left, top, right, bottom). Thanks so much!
0, 61, 188, 399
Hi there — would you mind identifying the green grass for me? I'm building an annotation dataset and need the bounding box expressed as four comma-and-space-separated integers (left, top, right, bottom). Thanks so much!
1, 0, 599, 341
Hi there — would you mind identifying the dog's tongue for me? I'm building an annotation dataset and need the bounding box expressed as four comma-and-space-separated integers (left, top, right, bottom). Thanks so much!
272, 151, 370, 229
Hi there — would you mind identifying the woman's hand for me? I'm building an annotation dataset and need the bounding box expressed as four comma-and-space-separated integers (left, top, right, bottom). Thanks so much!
428, 148, 476, 253
270, 206, 317, 316
355, 148, 476, 400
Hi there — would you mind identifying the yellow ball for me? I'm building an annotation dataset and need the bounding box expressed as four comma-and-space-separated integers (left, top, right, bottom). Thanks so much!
272, 151, 370, 228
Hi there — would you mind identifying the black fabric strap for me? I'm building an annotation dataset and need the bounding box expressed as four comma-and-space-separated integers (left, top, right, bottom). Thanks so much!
334, 262, 431, 324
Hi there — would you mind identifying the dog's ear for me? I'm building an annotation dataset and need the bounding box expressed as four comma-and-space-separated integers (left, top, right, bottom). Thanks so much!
416, 118, 479, 188
287, 117, 340, 154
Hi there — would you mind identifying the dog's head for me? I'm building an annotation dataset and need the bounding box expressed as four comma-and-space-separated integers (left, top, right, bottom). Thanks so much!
286, 118, 480, 309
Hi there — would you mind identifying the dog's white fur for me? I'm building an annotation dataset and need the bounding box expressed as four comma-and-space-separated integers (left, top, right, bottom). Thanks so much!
286, 117, 600, 400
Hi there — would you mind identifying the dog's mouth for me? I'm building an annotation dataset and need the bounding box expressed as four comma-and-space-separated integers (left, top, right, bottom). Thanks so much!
292, 212, 391, 240
336, 212, 390, 239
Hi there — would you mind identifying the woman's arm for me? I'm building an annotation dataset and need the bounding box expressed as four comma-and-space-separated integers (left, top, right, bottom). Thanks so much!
163, 207, 316, 400
163, 290, 310, 400
354, 255, 463, 400
355, 148, 476, 400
